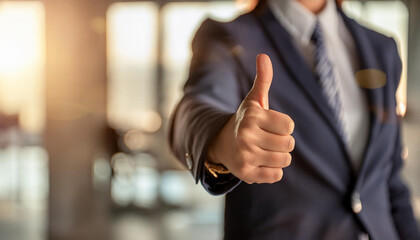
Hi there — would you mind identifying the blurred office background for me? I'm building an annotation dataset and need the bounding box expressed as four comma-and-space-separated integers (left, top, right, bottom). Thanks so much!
0, 0, 419, 239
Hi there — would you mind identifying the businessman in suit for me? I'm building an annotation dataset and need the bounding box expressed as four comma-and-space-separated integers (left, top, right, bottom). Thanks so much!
169, 0, 420, 239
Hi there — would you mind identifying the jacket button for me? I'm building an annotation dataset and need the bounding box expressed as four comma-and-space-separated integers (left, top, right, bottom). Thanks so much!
352, 192, 362, 214
185, 153, 193, 170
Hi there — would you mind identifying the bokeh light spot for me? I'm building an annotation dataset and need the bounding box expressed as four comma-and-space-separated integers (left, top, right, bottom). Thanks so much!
123, 129, 147, 151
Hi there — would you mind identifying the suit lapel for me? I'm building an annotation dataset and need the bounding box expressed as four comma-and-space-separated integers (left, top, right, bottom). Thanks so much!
254, 7, 352, 165
339, 11, 385, 186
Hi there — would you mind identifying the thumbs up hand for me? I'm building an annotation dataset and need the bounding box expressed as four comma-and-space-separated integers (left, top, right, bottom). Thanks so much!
207, 54, 295, 184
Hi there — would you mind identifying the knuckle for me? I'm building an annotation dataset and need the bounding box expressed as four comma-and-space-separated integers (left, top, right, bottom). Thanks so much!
238, 118, 255, 133
236, 160, 249, 175
236, 134, 249, 147
237, 142, 254, 159
244, 115, 259, 127
245, 105, 260, 115
238, 166, 254, 183
236, 133, 257, 152
244, 107, 261, 120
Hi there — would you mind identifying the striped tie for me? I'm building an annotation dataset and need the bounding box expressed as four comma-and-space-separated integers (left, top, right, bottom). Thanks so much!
311, 21, 348, 143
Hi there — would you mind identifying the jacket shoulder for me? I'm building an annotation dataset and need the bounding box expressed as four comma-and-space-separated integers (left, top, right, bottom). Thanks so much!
193, 11, 258, 45
344, 14, 399, 55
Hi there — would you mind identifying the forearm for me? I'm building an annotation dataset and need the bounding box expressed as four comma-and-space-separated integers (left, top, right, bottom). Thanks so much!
170, 96, 234, 183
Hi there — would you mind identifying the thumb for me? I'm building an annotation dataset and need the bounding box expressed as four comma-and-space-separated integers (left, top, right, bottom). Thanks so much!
245, 54, 273, 109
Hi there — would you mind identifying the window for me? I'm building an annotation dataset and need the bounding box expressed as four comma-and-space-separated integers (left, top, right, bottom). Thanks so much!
0, 1, 46, 133
107, 2, 159, 131
0, 2, 47, 240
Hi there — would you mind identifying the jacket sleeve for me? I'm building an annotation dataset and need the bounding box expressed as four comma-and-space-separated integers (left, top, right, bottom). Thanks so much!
169, 19, 248, 195
388, 39, 420, 240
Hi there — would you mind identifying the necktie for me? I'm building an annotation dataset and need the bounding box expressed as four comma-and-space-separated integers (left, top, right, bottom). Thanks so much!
311, 21, 348, 143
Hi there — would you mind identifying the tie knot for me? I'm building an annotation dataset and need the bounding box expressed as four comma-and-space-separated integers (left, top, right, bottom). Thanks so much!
311, 21, 324, 44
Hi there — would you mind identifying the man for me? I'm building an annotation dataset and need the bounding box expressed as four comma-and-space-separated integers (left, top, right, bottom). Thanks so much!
169, 0, 420, 239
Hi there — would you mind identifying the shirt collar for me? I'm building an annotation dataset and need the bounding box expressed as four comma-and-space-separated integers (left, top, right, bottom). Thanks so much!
269, 0, 340, 45
318, 0, 340, 40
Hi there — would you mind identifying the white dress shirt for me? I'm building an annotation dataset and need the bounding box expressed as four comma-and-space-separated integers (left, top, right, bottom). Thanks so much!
269, 0, 370, 173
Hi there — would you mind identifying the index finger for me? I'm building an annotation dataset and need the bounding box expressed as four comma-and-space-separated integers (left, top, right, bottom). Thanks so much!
258, 110, 294, 135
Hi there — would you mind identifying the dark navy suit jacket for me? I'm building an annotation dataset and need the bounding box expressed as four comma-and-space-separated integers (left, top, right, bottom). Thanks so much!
169, 2, 420, 240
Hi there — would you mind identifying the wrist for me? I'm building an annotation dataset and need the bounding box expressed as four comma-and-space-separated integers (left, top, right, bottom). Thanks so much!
204, 116, 235, 177
207, 141, 222, 164
207, 115, 234, 165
